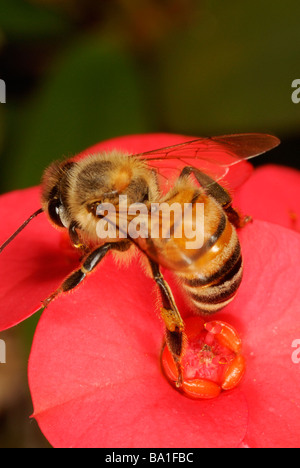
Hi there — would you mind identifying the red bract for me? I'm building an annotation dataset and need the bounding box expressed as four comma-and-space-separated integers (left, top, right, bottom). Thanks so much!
0, 187, 80, 331
27, 221, 300, 448
28, 252, 249, 448
0, 134, 300, 448
234, 164, 300, 231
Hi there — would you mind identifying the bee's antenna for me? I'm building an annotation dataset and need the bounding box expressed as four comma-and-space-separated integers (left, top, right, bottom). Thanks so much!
0, 208, 44, 254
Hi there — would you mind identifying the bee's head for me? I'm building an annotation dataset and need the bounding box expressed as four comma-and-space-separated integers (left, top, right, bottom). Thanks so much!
41, 160, 76, 229
0, 159, 76, 255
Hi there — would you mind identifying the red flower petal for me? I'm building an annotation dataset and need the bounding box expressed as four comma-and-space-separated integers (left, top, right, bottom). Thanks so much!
217, 220, 300, 447
234, 164, 300, 232
0, 187, 79, 330
28, 253, 248, 448
2, 133, 297, 447
78, 133, 192, 156
28, 220, 300, 448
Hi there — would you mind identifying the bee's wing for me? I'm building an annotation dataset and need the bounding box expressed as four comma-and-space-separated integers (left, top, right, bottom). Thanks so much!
132, 133, 280, 190
134, 133, 280, 164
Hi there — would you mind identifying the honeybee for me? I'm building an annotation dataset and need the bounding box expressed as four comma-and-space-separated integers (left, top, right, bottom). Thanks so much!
0, 133, 280, 385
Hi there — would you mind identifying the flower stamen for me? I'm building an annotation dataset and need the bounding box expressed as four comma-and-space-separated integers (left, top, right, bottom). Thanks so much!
161, 316, 245, 399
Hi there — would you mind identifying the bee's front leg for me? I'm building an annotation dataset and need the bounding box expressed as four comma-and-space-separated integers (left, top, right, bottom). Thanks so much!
42, 242, 113, 308
69, 221, 91, 257
149, 259, 186, 387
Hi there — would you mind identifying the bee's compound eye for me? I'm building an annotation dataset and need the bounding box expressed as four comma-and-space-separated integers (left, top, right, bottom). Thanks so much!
48, 199, 65, 228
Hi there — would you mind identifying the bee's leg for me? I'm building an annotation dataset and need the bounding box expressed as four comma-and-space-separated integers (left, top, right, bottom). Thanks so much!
222, 205, 252, 228
43, 242, 116, 307
179, 166, 251, 228
149, 259, 185, 387
69, 221, 90, 256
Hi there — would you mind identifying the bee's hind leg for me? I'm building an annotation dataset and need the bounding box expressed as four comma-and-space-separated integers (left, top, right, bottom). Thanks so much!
179, 166, 251, 229
162, 311, 185, 387
149, 259, 185, 387
223, 205, 252, 229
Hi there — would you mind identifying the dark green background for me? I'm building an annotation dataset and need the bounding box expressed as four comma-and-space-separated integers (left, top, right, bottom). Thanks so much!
0, 0, 299, 447
0, 0, 300, 194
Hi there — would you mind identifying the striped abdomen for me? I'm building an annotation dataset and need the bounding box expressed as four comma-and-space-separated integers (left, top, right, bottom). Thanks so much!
177, 209, 243, 315
138, 184, 243, 315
